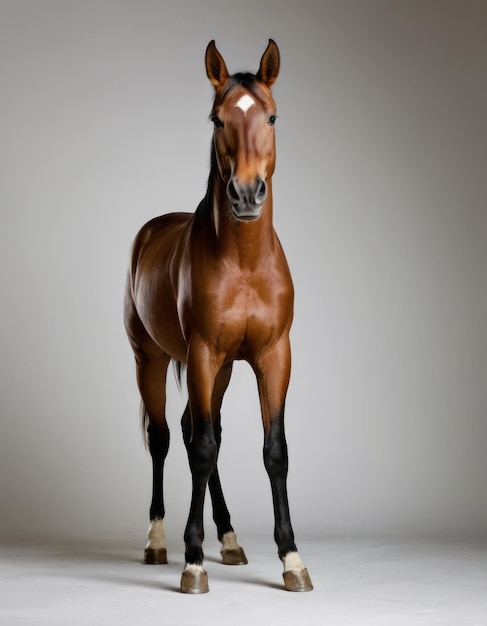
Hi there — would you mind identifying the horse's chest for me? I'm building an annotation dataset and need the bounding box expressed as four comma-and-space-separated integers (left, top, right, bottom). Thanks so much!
204, 279, 287, 358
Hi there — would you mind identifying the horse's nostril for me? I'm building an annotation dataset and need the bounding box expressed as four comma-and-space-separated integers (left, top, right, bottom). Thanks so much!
227, 177, 266, 208
227, 180, 240, 203
255, 178, 267, 202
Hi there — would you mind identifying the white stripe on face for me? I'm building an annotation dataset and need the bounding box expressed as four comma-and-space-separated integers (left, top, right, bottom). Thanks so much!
235, 94, 255, 115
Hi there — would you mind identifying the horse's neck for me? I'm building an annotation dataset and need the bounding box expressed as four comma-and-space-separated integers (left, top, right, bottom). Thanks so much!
210, 179, 275, 268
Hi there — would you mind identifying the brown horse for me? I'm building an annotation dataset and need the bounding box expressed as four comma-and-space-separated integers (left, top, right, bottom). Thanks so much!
124, 40, 313, 594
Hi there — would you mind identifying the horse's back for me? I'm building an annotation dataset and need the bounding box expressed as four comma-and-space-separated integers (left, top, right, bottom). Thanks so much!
131, 212, 191, 262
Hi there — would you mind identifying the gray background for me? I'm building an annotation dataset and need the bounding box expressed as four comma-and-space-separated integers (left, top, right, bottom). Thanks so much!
1, 0, 486, 541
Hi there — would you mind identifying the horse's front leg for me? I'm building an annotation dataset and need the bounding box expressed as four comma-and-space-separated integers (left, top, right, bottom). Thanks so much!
180, 341, 219, 594
256, 338, 313, 592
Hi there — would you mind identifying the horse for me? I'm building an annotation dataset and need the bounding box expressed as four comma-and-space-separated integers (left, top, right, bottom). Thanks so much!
124, 39, 313, 594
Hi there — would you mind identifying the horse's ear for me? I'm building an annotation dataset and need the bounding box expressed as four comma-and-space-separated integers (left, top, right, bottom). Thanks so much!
257, 39, 280, 88
205, 40, 230, 91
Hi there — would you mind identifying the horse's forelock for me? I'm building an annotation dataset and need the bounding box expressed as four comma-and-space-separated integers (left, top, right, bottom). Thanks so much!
213, 73, 269, 109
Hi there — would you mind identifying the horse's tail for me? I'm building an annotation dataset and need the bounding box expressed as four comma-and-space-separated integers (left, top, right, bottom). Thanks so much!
172, 359, 185, 392
140, 359, 185, 448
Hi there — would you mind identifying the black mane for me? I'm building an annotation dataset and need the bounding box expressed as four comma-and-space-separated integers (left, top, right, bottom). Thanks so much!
193, 141, 218, 227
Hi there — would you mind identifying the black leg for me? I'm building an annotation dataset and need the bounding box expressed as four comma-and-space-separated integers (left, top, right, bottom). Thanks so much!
208, 419, 233, 540
207, 363, 234, 540
134, 350, 171, 565
263, 413, 313, 591
263, 414, 297, 558
148, 422, 170, 521
208, 417, 248, 565
256, 339, 313, 591
180, 410, 217, 593
182, 416, 217, 564
143, 421, 170, 564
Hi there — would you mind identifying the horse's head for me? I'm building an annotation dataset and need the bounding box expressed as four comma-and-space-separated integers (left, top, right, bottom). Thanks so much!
205, 40, 280, 222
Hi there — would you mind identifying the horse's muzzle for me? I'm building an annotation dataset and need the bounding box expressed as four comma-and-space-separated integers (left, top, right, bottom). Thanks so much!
227, 177, 267, 221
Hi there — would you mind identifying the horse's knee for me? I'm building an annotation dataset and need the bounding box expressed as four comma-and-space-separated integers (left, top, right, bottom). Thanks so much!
263, 434, 289, 479
188, 426, 218, 477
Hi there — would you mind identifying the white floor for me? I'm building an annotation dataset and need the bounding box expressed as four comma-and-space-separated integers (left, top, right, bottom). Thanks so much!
1, 533, 486, 626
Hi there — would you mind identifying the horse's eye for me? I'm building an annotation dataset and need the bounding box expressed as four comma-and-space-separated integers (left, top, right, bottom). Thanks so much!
268, 115, 277, 126
211, 114, 224, 129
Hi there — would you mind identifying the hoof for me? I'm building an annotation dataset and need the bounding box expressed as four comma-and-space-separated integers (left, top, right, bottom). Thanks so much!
221, 547, 248, 566
180, 568, 209, 594
283, 568, 313, 592
143, 547, 168, 564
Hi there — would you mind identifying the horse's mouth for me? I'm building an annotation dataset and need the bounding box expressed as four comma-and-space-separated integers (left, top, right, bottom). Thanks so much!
231, 205, 262, 222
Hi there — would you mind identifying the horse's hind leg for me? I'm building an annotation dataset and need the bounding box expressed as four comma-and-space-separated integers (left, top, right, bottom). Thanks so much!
209, 363, 247, 565
135, 348, 171, 564
209, 455, 248, 565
